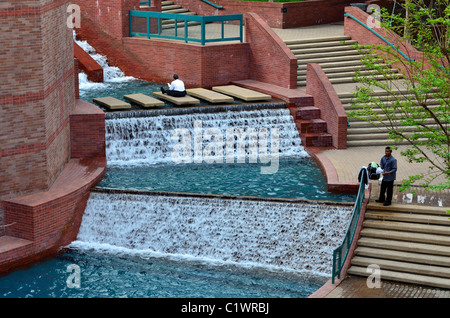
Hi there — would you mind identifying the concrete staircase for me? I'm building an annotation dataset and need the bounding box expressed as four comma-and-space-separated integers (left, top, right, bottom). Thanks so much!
284, 36, 402, 88
157, 1, 200, 30
348, 203, 450, 289
339, 89, 443, 147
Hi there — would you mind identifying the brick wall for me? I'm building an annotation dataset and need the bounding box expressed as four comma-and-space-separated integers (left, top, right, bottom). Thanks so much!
244, 12, 297, 89
0, 0, 108, 273
0, 0, 75, 201
171, 0, 371, 28
306, 64, 347, 149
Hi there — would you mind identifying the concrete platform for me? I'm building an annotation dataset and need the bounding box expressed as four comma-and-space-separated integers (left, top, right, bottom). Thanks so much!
123, 93, 165, 107
212, 85, 272, 101
93, 96, 131, 110
153, 91, 200, 105
185, 88, 234, 103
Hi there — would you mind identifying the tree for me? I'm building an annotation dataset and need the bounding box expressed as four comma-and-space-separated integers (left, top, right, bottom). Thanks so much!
347, 0, 449, 193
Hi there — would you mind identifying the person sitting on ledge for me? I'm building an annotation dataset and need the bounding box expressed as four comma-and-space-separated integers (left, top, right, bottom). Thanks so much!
161, 74, 186, 97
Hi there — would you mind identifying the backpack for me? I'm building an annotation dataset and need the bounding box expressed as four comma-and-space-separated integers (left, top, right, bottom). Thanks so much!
367, 162, 380, 180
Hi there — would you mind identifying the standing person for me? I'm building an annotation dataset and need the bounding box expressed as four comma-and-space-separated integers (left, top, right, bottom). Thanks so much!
375, 146, 397, 206
161, 74, 186, 97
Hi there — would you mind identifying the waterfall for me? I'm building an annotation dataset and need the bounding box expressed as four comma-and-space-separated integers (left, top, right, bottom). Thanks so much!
105, 106, 308, 166
71, 32, 352, 280
71, 191, 352, 275
73, 32, 135, 89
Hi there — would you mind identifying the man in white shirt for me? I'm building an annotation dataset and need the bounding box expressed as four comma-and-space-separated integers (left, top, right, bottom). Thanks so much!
161, 74, 186, 97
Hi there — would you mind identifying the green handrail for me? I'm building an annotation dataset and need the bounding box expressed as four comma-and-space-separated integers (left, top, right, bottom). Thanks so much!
202, 0, 223, 9
344, 13, 415, 62
331, 169, 367, 284
129, 11, 242, 45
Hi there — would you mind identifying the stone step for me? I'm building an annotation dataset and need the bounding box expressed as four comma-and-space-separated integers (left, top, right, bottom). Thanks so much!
357, 237, 450, 257
363, 219, 450, 236
365, 211, 450, 226
351, 256, 450, 279
345, 139, 422, 147
298, 59, 365, 70
366, 203, 449, 216
293, 49, 363, 60
347, 265, 450, 289
297, 54, 368, 65
284, 36, 352, 46
286, 40, 358, 50
355, 246, 450, 267
360, 228, 450, 246
290, 45, 360, 55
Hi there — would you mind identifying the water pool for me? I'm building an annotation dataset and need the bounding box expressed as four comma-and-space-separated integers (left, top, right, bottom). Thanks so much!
0, 39, 354, 300
0, 248, 326, 298
97, 158, 356, 202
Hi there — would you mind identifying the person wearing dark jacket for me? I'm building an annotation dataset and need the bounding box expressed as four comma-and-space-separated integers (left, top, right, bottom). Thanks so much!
376, 146, 397, 206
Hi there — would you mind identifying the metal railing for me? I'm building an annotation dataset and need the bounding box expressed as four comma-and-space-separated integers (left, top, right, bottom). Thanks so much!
129, 10, 243, 45
202, 0, 223, 9
331, 169, 367, 284
344, 13, 415, 62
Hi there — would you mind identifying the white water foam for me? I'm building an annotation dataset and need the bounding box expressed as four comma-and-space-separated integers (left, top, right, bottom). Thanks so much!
71, 192, 352, 276
105, 109, 308, 166
73, 31, 135, 90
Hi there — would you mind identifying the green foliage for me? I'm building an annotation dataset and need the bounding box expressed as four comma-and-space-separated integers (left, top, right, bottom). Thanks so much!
347, 0, 449, 192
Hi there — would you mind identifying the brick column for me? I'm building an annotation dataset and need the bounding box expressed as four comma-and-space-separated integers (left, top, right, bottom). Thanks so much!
0, 0, 75, 201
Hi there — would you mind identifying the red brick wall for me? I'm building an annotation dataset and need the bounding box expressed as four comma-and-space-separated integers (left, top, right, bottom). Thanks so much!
70, 100, 106, 158
0, 0, 75, 201
244, 12, 297, 89
306, 64, 347, 149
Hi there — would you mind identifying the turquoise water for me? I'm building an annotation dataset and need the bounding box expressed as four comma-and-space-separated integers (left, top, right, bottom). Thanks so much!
0, 248, 326, 298
97, 158, 356, 202
0, 60, 350, 299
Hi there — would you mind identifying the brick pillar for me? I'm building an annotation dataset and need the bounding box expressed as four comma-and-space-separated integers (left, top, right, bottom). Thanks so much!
0, 0, 75, 201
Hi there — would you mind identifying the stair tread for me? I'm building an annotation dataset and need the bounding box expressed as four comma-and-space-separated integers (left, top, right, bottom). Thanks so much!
365, 211, 450, 225
357, 237, 450, 256
352, 256, 450, 277
360, 228, 450, 246
347, 265, 450, 289
363, 219, 450, 235
355, 246, 450, 266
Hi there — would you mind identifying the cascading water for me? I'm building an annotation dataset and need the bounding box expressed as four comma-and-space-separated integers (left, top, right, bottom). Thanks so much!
104, 105, 308, 166
64, 36, 354, 297
72, 191, 352, 276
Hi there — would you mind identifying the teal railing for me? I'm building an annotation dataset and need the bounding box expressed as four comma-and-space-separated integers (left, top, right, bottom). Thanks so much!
331, 169, 367, 284
202, 0, 224, 9
129, 11, 242, 45
344, 13, 415, 62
